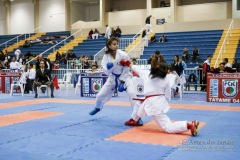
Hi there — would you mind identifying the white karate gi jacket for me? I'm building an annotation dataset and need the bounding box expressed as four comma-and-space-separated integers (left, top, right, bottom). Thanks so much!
131, 65, 171, 117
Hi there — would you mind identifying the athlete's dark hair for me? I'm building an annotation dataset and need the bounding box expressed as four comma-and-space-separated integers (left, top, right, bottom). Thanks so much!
150, 57, 168, 79
105, 37, 119, 54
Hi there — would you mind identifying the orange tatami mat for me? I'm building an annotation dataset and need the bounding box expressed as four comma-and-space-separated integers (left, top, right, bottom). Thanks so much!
0, 111, 63, 127
107, 121, 206, 146
1, 99, 240, 112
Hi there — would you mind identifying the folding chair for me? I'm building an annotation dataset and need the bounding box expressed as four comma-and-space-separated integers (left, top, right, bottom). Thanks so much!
74, 75, 81, 94
58, 73, 72, 90
166, 74, 177, 100
10, 74, 24, 96
37, 85, 51, 98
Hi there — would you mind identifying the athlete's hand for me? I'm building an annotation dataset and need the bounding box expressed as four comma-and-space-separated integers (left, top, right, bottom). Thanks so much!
106, 62, 113, 70
118, 81, 126, 92
120, 59, 131, 67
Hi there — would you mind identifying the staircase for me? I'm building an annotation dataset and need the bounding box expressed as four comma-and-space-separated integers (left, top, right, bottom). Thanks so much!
47, 36, 87, 61
2, 32, 46, 52
125, 32, 154, 57
211, 29, 240, 67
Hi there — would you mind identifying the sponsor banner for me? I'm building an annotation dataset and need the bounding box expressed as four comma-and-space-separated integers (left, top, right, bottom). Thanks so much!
207, 73, 240, 103
91, 78, 103, 93
0, 72, 21, 93
80, 73, 117, 98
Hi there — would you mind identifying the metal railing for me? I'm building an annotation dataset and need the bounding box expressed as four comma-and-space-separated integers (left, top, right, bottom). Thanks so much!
133, 26, 146, 39
66, 59, 95, 69
25, 28, 82, 65
94, 47, 105, 65
183, 68, 203, 87
93, 26, 146, 64
214, 19, 233, 68
136, 59, 148, 65
0, 26, 42, 48
1, 67, 204, 91
118, 38, 136, 51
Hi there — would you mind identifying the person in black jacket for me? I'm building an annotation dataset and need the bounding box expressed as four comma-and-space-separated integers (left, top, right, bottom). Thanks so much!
171, 55, 183, 76
145, 15, 152, 32
115, 26, 122, 37
232, 59, 240, 72
33, 60, 54, 98
213, 62, 235, 73
190, 47, 199, 64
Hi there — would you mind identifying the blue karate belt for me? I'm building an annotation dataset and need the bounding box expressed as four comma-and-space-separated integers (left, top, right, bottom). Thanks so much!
112, 73, 121, 89
10, 69, 19, 72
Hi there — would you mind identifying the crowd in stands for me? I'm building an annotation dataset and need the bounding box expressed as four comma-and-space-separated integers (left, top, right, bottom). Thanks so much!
1, 28, 240, 96
87, 26, 122, 40
144, 48, 240, 93
54, 50, 96, 70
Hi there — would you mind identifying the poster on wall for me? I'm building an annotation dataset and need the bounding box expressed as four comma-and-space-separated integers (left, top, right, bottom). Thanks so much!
156, 19, 166, 25
207, 73, 240, 103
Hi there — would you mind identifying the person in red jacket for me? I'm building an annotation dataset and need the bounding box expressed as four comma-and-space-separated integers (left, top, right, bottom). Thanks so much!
201, 55, 211, 91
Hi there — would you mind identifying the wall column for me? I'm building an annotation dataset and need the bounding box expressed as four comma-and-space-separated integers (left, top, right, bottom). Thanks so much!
169, 0, 176, 23
33, 0, 39, 32
100, 0, 105, 27
4, 0, 11, 34
65, 0, 70, 31
146, 0, 152, 16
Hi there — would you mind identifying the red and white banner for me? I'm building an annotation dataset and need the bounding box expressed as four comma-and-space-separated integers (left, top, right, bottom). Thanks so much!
207, 73, 240, 103
0, 72, 21, 93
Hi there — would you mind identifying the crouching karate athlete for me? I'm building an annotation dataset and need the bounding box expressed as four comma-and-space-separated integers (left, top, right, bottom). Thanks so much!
89, 36, 141, 125
119, 58, 199, 136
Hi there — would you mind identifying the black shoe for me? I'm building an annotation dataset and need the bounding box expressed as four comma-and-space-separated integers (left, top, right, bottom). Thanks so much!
89, 108, 100, 115
51, 94, 54, 98
34, 94, 38, 98
137, 118, 143, 126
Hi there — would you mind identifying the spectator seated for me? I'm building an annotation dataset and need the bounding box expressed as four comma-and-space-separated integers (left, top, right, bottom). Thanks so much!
186, 73, 198, 91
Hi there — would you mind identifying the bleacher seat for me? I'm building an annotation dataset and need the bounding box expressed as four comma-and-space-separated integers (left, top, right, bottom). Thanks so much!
5, 31, 72, 59
140, 30, 223, 68
235, 43, 240, 61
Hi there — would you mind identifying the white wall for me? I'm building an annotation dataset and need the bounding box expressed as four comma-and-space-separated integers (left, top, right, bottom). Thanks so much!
39, 0, 65, 32
164, 19, 234, 32
107, 9, 146, 26
70, 1, 86, 24
0, 2, 7, 35
10, 0, 34, 34
176, 2, 231, 22
232, 0, 240, 18
85, 5, 100, 21
151, 7, 171, 32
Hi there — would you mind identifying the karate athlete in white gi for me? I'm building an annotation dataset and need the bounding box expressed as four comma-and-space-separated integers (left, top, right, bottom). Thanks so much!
120, 58, 199, 136
89, 37, 139, 117
123, 67, 144, 126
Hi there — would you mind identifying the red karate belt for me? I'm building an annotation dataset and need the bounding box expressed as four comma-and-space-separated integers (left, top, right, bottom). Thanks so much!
132, 94, 164, 102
